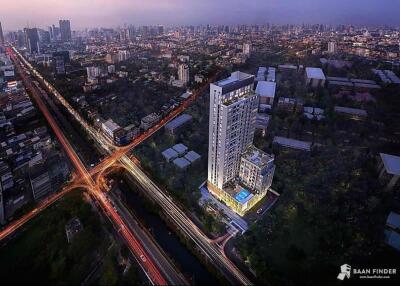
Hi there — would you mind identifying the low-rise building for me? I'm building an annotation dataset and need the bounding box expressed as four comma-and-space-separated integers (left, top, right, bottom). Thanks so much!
256, 81, 276, 107
194, 74, 204, 83
165, 114, 192, 135
385, 212, 400, 251
372, 69, 400, 85
384, 230, 400, 251
304, 106, 325, 120
184, 150, 201, 163
378, 153, 400, 190
273, 136, 312, 151
305, 67, 326, 88
266, 67, 276, 82
277, 97, 304, 113
255, 113, 270, 129
386, 212, 400, 231
101, 119, 122, 140
172, 143, 188, 156
65, 217, 83, 243
173, 157, 191, 169
29, 152, 69, 201
124, 124, 140, 142
334, 106, 367, 120
256, 67, 267, 81
278, 64, 299, 72
162, 148, 179, 162
239, 146, 275, 195
140, 113, 160, 131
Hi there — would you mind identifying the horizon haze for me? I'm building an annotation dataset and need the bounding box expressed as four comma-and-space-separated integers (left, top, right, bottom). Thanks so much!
1, 0, 400, 30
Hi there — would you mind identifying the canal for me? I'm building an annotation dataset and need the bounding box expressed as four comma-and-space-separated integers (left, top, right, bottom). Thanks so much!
114, 175, 220, 286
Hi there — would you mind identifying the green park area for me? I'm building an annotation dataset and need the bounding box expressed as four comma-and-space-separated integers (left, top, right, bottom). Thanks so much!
0, 191, 140, 286
236, 55, 400, 286
237, 146, 400, 285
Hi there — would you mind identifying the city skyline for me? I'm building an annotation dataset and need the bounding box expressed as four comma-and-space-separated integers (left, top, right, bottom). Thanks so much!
1, 1, 400, 285
1, 0, 400, 30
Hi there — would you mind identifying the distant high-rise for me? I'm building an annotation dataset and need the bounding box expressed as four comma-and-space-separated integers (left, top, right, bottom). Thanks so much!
59, 20, 72, 42
86, 66, 101, 80
178, 64, 189, 84
158, 25, 164, 35
128, 26, 136, 40
16, 30, 24, 48
39, 29, 51, 44
24, 28, 40, 54
243, 42, 251, 56
0, 21, 4, 45
119, 28, 129, 42
53, 51, 70, 75
118, 50, 130, 62
52, 24, 60, 40
328, 41, 337, 53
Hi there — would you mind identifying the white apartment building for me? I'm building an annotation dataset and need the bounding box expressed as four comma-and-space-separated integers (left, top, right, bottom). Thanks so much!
207, 71, 276, 215
207, 71, 258, 193
239, 146, 275, 195
118, 50, 131, 62
243, 43, 252, 56
328, 41, 337, 53
178, 64, 190, 84
86, 66, 101, 80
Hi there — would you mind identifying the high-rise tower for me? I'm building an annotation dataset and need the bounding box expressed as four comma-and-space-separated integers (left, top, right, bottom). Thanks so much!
59, 20, 72, 42
207, 71, 275, 215
0, 21, 4, 45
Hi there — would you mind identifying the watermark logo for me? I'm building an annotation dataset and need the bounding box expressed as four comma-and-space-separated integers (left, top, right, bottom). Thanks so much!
337, 264, 397, 281
337, 264, 351, 280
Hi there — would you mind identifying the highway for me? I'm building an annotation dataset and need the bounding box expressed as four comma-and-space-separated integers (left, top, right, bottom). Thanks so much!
120, 157, 252, 285
6, 47, 168, 286
32, 62, 188, 286
108, 191, 187, 285
7, 46, 253, 285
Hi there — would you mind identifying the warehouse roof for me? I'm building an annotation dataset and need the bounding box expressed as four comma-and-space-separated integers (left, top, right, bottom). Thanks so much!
184, 151, 201, 163
256, 81, 276, 98
162, 148, 179, 161
380, 153, 400, 176
273, 136, 311, 151
385, 230, 400, 251
165, 114, 192, 130
386, 212, 400, 230
173, 157, 191, 169
334, 106, 368, 117
306, 67, 326, 80
172, 143, 188, 155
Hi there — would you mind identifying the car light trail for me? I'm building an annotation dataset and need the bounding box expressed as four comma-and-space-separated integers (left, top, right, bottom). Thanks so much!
4, 47, 168, 286
5, 46, 252, 285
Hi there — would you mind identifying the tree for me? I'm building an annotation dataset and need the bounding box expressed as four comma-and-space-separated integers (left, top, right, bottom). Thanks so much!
100, 255, 118, 286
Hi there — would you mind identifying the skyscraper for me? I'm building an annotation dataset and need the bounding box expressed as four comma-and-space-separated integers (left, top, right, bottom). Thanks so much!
158, 25, 164, 35
208, 71, 257, 191
52, 24, 60, 40
24, 28, 40, 54
17, 30, 25, 48
0, 21, 4, 45
59, 20, 72, 42
178, 64, 189, 84
207, 71, 275, 215
38, 29, 50, 44
328, 41, 337, 53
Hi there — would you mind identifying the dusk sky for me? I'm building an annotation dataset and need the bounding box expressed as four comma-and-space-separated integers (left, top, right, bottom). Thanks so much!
1, 0, 400, 30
